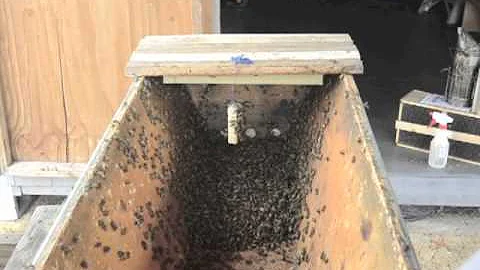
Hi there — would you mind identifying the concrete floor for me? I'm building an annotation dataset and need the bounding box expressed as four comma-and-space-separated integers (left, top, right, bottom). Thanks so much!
222, 0, 480, 269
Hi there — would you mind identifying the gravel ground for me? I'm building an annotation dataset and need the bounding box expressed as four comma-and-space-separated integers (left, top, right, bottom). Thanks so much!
405, 207, 480, 270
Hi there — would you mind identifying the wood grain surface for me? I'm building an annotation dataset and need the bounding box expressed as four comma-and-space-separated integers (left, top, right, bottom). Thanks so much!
0, 0, 67, 162
59, 0, 216, 162
127, 34, 363, 77
0, 0, 219, 162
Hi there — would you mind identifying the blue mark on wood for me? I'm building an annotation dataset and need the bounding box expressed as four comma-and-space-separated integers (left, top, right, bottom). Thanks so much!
231, 54, 254, 65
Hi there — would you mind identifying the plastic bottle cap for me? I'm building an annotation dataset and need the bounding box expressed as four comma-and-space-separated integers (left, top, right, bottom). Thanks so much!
431, 112, 454, 130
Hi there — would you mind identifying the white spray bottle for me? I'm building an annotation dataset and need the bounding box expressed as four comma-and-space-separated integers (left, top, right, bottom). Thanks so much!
428, 112, 454, 169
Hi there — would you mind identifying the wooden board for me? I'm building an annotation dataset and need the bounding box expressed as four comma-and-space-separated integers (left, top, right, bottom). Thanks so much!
35, 78, 195, 269
164, 74, 324, 85
0, 0, 67, 162
0, 73, 12, 172
59, 0, 220, 162
3, 162, 86, 196
201, 0, 221, 34
0, 0, 220, 163
0, 245, 15, 270
126, 34, 364, 76
401, 90, 480, 119
5, 206, 60, 270
5, 162, 86, 179
395, 121, 480, 145
295, 75, 419, 270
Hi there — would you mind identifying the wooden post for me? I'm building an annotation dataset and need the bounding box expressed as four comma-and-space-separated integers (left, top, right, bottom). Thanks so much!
0, 82, 16, 220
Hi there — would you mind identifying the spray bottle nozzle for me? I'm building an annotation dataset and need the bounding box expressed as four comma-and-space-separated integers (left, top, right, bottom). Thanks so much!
429, 112, 454, 130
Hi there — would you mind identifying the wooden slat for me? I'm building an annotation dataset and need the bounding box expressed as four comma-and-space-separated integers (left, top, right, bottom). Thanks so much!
0, 0, 67, 162
5, 206, 60, 270
140, 34, 354, 44
164, 74, 324, 85
395, 120, 480, 145
396, 143, 480, 166
58, 0, 218, 162
401, 90, 480, 119
0, 244, 15, 270
134, 43, 357, 53
5, 162, 86, 179
0, 74, 12, 172
127, 34, 363, 76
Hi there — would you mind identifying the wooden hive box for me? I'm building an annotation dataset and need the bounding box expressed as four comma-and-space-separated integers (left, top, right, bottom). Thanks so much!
396, 90, 480, 165
24, 34, 418, 270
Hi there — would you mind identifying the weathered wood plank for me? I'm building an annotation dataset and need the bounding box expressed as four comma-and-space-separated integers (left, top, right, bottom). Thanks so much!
134, 42, 357, 53
5, 206, 60, 270
0, 244, 15, 270
5, 162, 85, 179
164, 74, 324, 85
34, 75, 199, 268
396, 121, 480, 145
402, 90, 480, 119
396, 143, 480, 166
0, 0, 67, 162
0, 0, 220, 163
59, 0, 220, 162
34, 80, 149, 268
140, 33, 354, 44
127, 34, 363, 76
297, 75, 418, 269
0, 80, 11, 172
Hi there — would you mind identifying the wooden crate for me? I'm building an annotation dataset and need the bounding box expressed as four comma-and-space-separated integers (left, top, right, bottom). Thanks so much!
396, 90, 480, 165
28, 34, 418, 270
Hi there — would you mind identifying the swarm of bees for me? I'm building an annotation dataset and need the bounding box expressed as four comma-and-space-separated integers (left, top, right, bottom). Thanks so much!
79, 78, 334, 269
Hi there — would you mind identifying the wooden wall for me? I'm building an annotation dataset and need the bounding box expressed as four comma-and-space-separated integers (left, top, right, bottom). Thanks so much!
0, 0, 220, 163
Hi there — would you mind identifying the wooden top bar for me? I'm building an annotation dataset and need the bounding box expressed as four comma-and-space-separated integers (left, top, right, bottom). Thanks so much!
126, 34, 364, 76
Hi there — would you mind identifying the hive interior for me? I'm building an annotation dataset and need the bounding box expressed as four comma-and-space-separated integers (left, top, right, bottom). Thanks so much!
40, 75, 402, 270
150, 79, 327, 269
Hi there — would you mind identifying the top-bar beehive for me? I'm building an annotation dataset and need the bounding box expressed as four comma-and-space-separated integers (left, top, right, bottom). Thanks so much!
30, 34, 418, 270
126, 34, 363, 76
